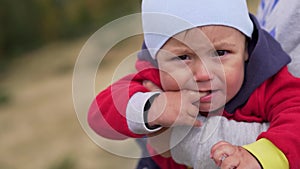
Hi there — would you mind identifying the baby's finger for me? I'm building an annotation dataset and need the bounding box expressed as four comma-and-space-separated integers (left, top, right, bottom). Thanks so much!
177, 115, 202, 127
183, 90, 201, 103
143, 80, 162, 92
177, 102, 202, 127
193, 119, 202, 127
186, 105, 199, 118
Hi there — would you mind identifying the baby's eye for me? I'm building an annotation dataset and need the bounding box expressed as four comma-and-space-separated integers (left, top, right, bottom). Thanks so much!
214, 50, 228, 57
177, 55, 191, 60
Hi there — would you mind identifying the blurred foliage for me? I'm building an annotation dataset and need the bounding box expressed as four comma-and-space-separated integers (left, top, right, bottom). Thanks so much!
0, 0, 259, 72
48, 156, 77, 169
0, 0, 140, 70
0, 88, 10, 106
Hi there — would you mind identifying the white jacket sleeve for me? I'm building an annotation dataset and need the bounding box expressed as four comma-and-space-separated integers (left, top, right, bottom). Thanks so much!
126, 92, 162, 134
170, 115, 269, 169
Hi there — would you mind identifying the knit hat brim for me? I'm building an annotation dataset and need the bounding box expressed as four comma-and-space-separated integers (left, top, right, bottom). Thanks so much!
142, 0, 253, 59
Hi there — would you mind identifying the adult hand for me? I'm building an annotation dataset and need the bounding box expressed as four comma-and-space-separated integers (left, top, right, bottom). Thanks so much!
210, 141, 262, 169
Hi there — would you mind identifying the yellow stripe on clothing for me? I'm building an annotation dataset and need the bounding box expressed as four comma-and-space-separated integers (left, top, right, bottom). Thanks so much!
243, 138, 289, 169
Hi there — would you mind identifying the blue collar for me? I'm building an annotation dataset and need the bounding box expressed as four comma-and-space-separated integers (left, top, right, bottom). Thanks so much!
225, 14, 290, 113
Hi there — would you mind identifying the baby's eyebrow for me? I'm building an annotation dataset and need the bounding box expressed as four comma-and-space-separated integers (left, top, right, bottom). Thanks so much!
213, 41, 236, 48
169, 46, 191, 54
172, 45, 210, 55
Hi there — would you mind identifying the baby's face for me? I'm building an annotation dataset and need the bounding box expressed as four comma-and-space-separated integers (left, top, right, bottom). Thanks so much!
156, 26, 248, 112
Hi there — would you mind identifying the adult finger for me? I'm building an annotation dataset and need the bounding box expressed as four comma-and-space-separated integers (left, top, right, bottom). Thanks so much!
211, 142, 236, 166
220, 155, 239, 169
211, 141, 231, 155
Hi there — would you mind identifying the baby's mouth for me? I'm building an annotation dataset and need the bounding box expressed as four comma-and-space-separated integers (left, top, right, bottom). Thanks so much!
199, 90, 212, 97
200, 89, 217, 103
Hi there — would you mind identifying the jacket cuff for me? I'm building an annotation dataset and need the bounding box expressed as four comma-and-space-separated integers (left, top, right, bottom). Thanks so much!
243, 138, 289, 169
126, 92, 162, 134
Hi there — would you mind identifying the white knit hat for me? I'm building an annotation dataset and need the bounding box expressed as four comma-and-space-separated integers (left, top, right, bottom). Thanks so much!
142, 0, 254, 59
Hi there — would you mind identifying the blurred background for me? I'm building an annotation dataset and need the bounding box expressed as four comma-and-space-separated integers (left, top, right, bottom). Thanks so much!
0, 0, 259, 169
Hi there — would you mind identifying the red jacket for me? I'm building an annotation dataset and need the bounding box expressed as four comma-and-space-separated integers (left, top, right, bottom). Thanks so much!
88, 16, 300, 168
89, 59, 300, 168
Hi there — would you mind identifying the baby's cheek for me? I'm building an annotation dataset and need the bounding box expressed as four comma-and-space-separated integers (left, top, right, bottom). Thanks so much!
225, 74, 244, 101
161, 79, 180, 91
160, 71, 180, 90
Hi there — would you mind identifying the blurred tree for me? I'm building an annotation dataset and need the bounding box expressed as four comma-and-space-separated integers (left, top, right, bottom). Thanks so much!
0, 0, 140, 72
0, 0, 42, 56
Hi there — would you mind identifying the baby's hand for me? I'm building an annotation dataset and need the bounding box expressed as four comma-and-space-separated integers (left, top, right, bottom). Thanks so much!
143, 80, 205, 127
210, 141, 262, 169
